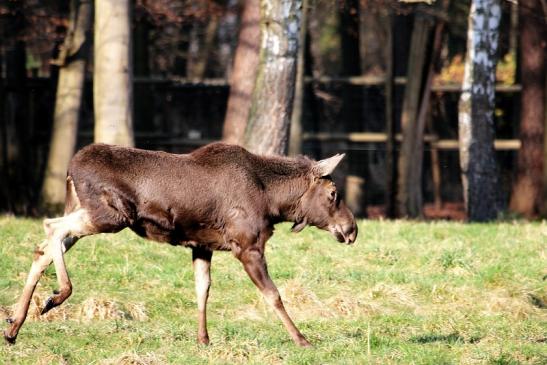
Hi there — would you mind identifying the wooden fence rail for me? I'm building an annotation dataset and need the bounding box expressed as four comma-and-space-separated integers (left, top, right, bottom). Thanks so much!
133, 75, 522, 93
302, 132, 521, 150
79, 131, 522, 151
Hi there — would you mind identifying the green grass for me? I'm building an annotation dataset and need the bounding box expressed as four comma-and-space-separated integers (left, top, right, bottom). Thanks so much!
0, 216, 545, 364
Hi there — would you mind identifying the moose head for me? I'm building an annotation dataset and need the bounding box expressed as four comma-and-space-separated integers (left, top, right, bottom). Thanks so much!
291, 154, 358, 244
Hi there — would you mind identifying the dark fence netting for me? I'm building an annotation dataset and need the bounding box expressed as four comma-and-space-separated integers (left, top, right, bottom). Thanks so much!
0, 77, 519, 216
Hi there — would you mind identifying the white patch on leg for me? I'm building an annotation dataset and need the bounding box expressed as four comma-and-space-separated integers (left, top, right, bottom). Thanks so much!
43, 209, 94, 241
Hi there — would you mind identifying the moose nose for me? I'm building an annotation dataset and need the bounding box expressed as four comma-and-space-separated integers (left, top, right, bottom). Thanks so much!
337, 222, 357, 244
344, 222, 357, 244
346, 224, 357, 243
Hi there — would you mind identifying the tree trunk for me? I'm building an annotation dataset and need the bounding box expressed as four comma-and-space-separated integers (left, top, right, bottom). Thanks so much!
41, 0, 92, 211
4, 40, 28, 214
217, 0, 240, 79
396, 10, 433, 218
133, 10, 153, 133
244, 0, 302, 155
0, 39, 7, 212
307, 0, 341, 102
359, 1, 387, 76
94, 0, 134, 146
458, 0, 502, 222
288, 0, 308, 156
339, 0, 360, 77
384, 11, 396, 218
509, 0, 545, 218
222, 0, 261, 145
543, 69, 547, 216
186, 15, 220, 80
306, 1, 348, 195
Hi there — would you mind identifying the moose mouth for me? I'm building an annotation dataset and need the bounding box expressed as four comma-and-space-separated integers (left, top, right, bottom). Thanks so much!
330, 224, 355, 244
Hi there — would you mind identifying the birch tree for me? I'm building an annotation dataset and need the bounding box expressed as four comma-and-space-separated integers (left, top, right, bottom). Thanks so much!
458, 0, 502, 221
94, 0, 134, 146
41, 0, 92, 210
396, 10, 433, 218
244, 0, 302, 155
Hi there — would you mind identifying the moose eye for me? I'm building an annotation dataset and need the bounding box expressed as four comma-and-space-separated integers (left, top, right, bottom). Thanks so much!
329, 190, 337, 201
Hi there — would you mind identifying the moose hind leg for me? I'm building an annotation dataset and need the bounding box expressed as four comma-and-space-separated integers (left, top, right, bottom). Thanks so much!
3, 240, 53, 344
40, 209, 93, 315
40, 235, 75, 315
192, 247, 213, 344
4, 209, 96, 344
239, 248, 311, 347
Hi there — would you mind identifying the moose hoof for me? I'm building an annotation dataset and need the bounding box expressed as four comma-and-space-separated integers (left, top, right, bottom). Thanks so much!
197, 336, 210, 345
40, 297, 56, 315
3, 330, 16, 345
296, 338, 312, 348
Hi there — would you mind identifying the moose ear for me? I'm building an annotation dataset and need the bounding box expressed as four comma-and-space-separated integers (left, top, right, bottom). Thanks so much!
312, 153, 345, 177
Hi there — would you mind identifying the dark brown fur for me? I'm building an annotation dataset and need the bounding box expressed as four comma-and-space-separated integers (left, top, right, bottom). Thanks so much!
4, 142, 357, 347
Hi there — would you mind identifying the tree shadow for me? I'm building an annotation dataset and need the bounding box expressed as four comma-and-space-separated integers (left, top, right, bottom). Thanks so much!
410, 332, 480, 344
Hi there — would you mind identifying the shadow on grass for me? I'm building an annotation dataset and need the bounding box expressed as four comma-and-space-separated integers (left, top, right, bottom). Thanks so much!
410, 332, 480, 344
528, 293, 546, 309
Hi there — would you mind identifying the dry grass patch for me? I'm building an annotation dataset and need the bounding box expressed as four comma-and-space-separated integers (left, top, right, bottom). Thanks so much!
326, 292, 380, 317
204, 341, 284, 365
426, 285, 544, 320
481, 288, 544, 319
78, 298, 147, 321
368, 283, 418, 310
28, 294, 72, 321
34, 354, 70, 365
78, 297, 126, 321
279, 279, 336, 318
4, 289, 148, 323
0, 304, 11, 319
236, 279, 421, 321
100, 352, 167, 365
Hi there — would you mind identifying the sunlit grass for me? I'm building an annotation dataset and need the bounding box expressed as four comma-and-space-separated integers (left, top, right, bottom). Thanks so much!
1, 216, 545, 364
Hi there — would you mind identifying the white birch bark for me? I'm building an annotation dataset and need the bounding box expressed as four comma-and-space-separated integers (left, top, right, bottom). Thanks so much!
458, 0, 502, 221
41, 0, 92, 209
94, 0, 134, 146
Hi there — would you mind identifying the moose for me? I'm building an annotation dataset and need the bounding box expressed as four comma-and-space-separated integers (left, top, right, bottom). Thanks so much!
4, 142, 357, 347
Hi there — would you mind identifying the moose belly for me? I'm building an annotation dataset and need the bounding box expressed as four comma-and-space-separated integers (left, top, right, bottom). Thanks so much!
131, 219, 229, 251
130, 219, 179, 244
182, 227, 231, 251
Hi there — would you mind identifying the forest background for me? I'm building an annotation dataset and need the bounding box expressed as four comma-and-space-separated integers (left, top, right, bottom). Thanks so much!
0, 0, 545, 222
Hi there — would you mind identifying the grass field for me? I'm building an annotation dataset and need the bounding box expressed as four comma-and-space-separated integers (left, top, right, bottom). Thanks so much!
0, 216, 545, 364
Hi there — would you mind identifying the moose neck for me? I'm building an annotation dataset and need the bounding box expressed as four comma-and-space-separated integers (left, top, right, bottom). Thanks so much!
254, 155, 312, 223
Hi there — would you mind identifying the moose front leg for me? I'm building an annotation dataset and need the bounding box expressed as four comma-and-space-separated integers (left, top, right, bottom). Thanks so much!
239, 248, 311, 347
192, 247, 212, 345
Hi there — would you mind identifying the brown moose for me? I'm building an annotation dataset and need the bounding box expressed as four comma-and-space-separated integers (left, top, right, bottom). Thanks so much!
4, 142, 357, 347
